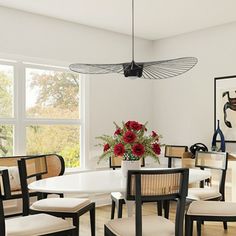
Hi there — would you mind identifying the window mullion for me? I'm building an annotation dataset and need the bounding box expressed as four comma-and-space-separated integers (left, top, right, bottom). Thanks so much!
14, 62, 26, 155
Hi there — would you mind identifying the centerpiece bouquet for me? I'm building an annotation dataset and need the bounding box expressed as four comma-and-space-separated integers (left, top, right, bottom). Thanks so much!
97, 120, 162, 163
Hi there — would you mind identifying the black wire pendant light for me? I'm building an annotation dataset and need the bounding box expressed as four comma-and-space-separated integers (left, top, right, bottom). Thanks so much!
69, 0, 198, 79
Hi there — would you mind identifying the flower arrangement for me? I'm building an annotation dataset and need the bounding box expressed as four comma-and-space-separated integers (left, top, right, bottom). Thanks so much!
97, 121, 162, 162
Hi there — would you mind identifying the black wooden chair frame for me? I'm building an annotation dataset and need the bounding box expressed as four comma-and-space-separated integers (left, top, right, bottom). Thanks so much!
0, 154, 65, 217
105, 168, 189, 236
0, 171, 77, 236
109, 157, 145, 219
109, 157, 164, 219
18, 155, 95, 236
186, 151, 228, 236
164, 145, 188, 168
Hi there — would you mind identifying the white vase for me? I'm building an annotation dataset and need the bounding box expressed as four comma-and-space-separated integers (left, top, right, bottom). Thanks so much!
121, 160, 141, 177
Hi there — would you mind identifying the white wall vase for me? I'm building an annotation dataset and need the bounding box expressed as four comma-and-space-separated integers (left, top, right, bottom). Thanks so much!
121, 159, 141, 177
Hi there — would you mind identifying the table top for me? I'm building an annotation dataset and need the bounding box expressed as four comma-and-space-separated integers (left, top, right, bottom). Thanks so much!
28, 168, 211, 194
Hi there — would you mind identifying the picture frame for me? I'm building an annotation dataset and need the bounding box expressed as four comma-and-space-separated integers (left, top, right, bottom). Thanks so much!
214, 75, 236, 143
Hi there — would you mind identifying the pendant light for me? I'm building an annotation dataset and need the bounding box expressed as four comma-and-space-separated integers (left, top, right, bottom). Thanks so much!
69, 0, 198, 79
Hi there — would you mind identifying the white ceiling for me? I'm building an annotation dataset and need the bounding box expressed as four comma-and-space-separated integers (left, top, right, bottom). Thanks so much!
1, 0, 236, 40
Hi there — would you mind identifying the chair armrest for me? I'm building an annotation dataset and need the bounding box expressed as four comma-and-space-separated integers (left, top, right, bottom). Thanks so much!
0, 169, 12, 199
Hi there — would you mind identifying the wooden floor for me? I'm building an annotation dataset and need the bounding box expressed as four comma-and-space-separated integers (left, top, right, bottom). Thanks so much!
78, 202, 236, 236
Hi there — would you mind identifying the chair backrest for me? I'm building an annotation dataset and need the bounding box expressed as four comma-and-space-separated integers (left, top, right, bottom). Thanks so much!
18, 155, 49, 216
0, 154, 65, 198
164, 145, 188, 168
195, 151, 228, 199
126, 168, 189, 236
109, 156, 145, 169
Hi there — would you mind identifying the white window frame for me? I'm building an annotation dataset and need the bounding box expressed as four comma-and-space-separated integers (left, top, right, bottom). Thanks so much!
0, 58, 86, 170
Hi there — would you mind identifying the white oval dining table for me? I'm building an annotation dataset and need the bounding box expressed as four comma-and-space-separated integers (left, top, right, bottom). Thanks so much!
28, 168, 211, 194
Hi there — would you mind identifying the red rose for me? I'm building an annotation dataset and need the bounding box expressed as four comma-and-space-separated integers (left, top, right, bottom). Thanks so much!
151, 131, 157, 137
114, 143, 125, 156
152, 143, 161, 155
132, 143, 145, 157
125, 121, 131, 130
103, 143, 110, 152
114, 128, 122, 135
123, 131, 136, 143
130, 121, 143, 131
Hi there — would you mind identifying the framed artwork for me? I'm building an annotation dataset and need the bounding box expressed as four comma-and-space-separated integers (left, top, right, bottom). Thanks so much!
214, 75, 236, 142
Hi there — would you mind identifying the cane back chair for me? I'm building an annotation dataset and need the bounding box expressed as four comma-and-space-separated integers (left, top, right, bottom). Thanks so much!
0, 170, 76, 236
105, 168, 189, 236
18, 155, 95, 236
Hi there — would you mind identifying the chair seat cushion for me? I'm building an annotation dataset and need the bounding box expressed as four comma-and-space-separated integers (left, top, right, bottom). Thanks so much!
187, 201, 236, 216
111, 192, 125, 200
6, 213, 74, 236
30, 197, 91, 213
105, 215, 175, 236
187, 187, 222, 201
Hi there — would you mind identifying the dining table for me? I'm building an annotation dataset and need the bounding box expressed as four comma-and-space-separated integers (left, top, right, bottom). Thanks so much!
29, 168, 211, 216
29, 168, 211, 194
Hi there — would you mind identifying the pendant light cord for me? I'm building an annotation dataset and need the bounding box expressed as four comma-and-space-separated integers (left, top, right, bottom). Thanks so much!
132, 0, 134, 61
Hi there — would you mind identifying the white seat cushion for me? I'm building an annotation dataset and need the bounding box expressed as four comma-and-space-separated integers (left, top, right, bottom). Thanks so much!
187, 187, 222, 201
6, 213, 74, 236
106, 215, 175, 236
111, 192, 125, 200
30, 198, 91, 213
187, 201, 236, 216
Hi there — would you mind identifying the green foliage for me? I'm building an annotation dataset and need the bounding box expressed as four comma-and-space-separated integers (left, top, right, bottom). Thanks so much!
0, 71, 13, 118
26, 71, 80, 167
0, 68, 13, 156
59, 144, 80, 167
0, 125, 13, 156
27, 71, 80, 119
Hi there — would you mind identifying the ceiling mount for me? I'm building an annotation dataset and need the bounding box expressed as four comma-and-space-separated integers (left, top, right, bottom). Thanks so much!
69, 0, 198, 79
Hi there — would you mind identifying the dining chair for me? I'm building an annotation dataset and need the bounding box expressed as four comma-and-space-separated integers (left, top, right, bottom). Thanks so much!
104, 168, 189, 236
109, 156, 145, 219
187, 151, 228, 234
0, 154, 64, 217
0, 170, 76, 236
185, 200, 236, 236
164, 145, 188, 168
17, 155, 96, 236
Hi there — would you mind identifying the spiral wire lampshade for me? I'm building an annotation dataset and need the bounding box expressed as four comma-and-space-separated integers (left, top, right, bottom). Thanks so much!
69, 0, 198, 79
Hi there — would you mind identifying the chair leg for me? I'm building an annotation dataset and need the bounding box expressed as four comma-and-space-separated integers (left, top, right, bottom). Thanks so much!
90, 206, 96, 236
118, 200, 123, 218
197, 221, 201, 236
111, 200, 115, 219
163, 200, 170, 219
185, 215, 193, 236
223, 221, 228, 230
157, 200, 162, 216
73, 216, 79, 236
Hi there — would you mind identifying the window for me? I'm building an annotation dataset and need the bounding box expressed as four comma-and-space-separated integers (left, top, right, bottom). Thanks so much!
0, 60, 82, 168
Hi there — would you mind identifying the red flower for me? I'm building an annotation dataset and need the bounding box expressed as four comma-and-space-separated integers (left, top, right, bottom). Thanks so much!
103, 143, 110, 152
130, 121, 143, 131
123, 131, 136, 143
151, 131, 157, 137
125, 121, 131, 130
152, 143, 161, 155
114, 128, 122, 135
114, 143, 125, 156
132, 143, 145, 157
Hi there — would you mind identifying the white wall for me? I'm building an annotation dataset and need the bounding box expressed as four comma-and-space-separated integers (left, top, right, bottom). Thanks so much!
0, 6, 155, 168
152, 22, 236, 152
